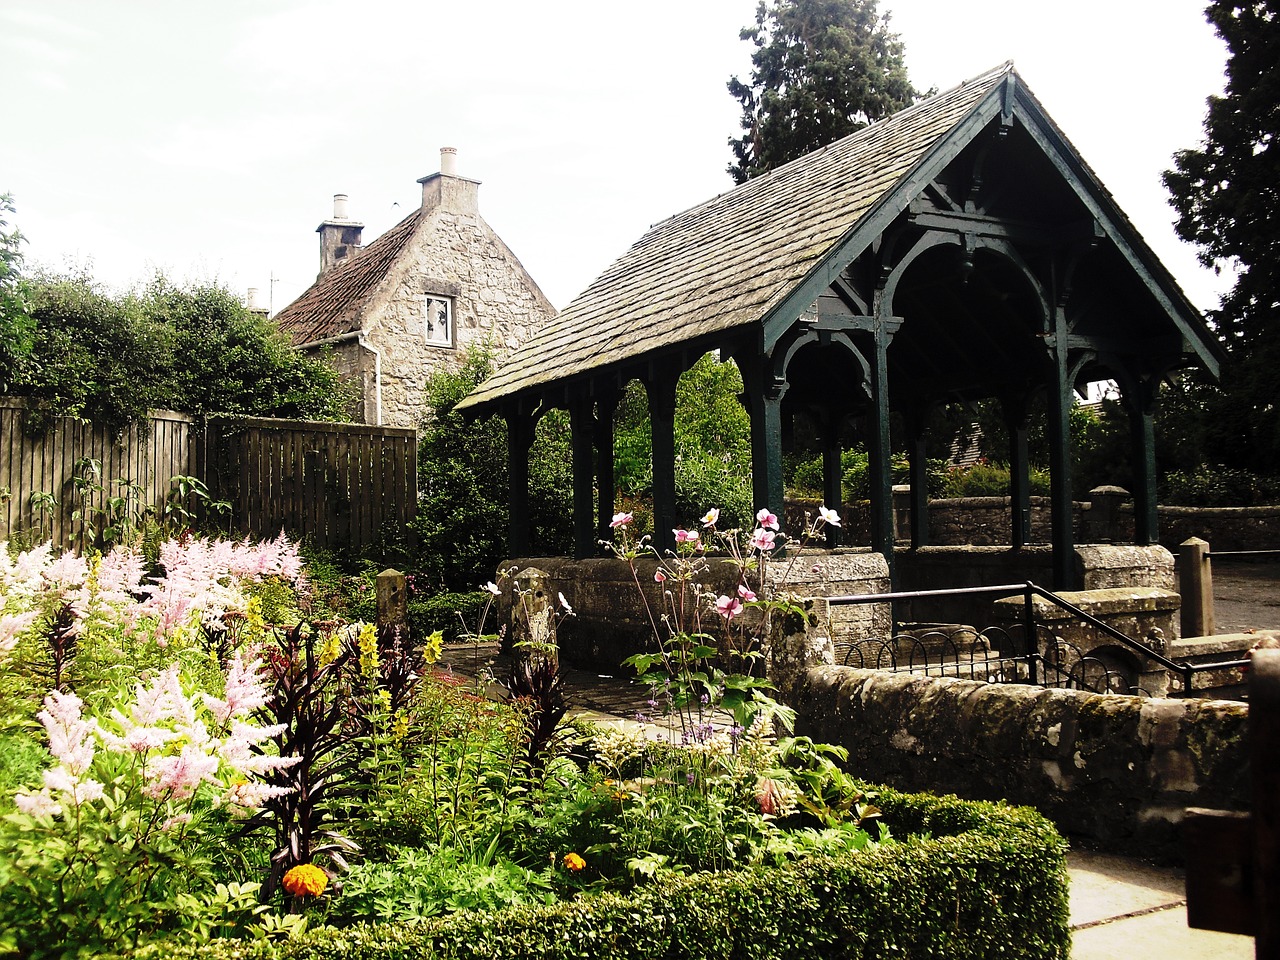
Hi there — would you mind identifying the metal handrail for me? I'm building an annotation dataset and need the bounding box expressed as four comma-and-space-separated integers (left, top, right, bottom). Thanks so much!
827, 580, 1251, 696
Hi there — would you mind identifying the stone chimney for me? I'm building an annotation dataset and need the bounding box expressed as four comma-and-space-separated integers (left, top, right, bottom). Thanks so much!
245, 286, 269, 318
418, 146, 480, 215
316, 193, 364, 277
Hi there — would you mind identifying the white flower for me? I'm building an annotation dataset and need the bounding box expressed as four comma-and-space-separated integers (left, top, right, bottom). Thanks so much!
818, 505, 841, 527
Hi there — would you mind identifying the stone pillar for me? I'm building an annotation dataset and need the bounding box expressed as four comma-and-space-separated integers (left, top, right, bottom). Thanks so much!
892, 484, 912, 543
1086, 485, 1130, 543
1179, 537, 1214, 639
376, 568, 408, 628
765, 597, 835, 701
511, 566, 556, 654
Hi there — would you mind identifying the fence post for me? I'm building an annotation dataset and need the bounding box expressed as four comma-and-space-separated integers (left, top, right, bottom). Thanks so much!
375, 568, 407, 629
1178, 537, 1214, 639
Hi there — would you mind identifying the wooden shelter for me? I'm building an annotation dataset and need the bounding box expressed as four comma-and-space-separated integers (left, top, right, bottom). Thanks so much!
458, 63, 1223, 589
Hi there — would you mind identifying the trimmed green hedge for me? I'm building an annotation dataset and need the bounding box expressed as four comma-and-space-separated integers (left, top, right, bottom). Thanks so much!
139, 787, 1069, 960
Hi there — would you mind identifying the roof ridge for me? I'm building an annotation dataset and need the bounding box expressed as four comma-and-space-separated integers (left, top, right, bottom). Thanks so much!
650, 62, 1016, 232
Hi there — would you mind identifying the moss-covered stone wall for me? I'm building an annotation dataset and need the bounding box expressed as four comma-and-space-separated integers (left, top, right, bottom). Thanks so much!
793, 666, 1249, 860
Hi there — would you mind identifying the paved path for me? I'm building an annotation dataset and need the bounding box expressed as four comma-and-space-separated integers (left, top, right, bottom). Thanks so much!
437, 642, 1258, 958
1208, 559, 1280, 634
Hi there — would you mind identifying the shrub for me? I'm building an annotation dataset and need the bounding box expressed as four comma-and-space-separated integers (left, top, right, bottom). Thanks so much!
145, 786, 1070, 960
1160, 464, 1280, 506
941, 461, 1051, 498
410, 346, 571, 592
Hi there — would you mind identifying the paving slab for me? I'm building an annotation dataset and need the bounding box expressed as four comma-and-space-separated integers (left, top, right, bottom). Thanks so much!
1068, 849, 1254, 959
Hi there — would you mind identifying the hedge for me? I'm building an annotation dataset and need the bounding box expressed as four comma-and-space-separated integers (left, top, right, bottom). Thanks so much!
134, 786, 1070, 960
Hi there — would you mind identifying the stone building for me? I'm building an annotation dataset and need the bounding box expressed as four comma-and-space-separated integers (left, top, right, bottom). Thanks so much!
273, 148, 556, 428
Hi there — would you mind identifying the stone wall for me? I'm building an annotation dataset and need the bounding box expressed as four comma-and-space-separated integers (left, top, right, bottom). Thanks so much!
1158, 504, 1280, 552
793, 666, 1249, 860
497, 550, 890, 672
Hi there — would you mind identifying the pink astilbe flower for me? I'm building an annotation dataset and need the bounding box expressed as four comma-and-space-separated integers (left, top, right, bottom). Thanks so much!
37, 691, 97, 776
43, 766, 105, 805
145, 743, 221, 801
13, 790, 60, 817
202, 651, 270, 725
755, 509, 780, 531
43, 552, 89, 592
1, 542, 53, 599
749, 528, 777, 553
91, 546, 149, 611
220, 780, 295, 813
0, 611, 39, 659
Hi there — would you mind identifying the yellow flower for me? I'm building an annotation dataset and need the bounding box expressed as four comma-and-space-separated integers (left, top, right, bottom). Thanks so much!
422, 629, 444, 666
563, 852, 585, 872
357, 622, 379, 677
317, 631, 342, 668
282, 863, 328, 897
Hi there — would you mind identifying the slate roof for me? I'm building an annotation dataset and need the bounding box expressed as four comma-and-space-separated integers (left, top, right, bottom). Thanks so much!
458, 63, 1014, 412
274, 208, 425, 346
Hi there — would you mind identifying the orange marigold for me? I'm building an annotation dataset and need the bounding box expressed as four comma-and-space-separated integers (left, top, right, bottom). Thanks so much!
563, 852, 586, 872
282, 863, 328, 897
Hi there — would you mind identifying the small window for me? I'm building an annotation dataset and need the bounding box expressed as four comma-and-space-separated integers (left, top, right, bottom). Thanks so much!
424, 295, 453, 346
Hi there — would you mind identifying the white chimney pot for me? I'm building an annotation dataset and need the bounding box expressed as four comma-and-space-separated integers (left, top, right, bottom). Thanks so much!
440, 147, 458, 177
332, 193, 349, 219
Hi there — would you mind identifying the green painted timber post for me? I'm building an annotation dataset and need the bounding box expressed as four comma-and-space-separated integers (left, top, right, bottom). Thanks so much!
821, 410, 843, 548
1045, 335, 1077, 590
749, 386, 785, 536
905, 405, 930, 548
647, 371, 679, 556
1128, 384, 1159, 546
594, 387, 619, 545
868, 320, 898, 577
569, 397, 595, 559
1002, 393, 1032, 549
504, 407, 536, 558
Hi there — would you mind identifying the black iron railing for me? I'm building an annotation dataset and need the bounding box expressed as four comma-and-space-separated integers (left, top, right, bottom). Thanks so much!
824, 581, 1251, 697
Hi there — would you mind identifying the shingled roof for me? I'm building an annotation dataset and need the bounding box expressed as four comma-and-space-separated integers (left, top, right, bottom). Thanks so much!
459, 63, 1018, 412
274, 208, 425, 346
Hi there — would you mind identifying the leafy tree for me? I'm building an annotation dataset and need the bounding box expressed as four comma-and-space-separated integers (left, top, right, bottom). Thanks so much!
1163, 0, 1280, 472
410, 346, 571, 592
727, 0, 921, 183
137, 277, 354, 421
613, 353, 754, 529
9, 271, 354, 432
16, 269, 167, 429
0, 194, 34, 393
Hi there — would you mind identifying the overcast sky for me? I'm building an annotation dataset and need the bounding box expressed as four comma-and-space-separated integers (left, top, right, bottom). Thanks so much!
1, 1, 1229, 317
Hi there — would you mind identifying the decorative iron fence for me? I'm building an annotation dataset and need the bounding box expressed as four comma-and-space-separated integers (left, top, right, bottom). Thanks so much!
829, 582, 1252, 697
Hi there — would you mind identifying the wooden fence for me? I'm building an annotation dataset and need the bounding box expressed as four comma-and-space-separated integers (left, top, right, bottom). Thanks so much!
0, 399, 417, 552
200, 417, 418, 551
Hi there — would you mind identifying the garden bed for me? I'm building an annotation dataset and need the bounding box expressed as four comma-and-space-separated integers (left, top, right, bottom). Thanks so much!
142, 787, 1070, 960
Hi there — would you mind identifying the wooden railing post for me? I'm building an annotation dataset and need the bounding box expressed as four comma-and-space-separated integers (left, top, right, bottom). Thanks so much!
1178, 537, 1214, 639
